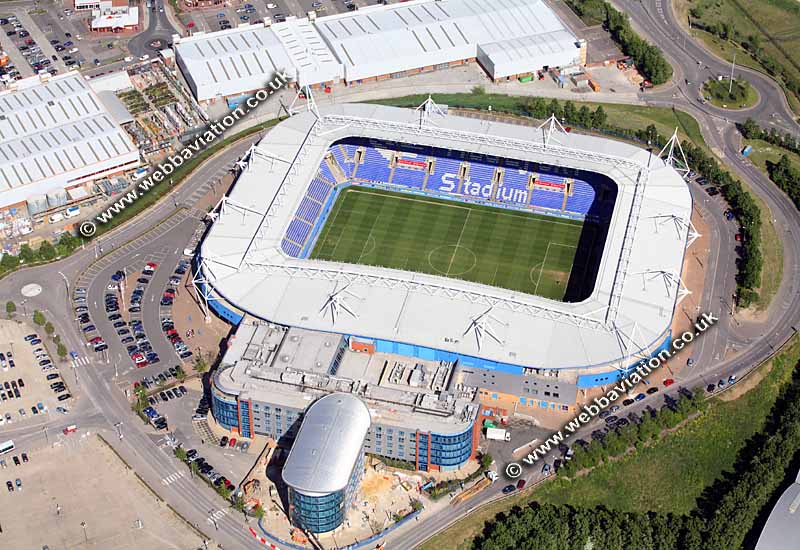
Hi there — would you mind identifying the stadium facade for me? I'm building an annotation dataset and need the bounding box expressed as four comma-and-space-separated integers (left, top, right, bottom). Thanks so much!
203, 102, 693, 477
281, 393, 370, 533
173, 0, 583, 104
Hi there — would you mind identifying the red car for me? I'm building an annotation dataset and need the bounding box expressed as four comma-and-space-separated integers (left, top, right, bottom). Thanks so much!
516, 479, 526, 490
663, 379, 675, 387
89, 336, 103, 344
228, 437, 237, 448
146, 262, 158, 269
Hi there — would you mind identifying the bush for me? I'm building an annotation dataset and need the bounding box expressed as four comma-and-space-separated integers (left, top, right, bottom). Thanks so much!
5, 301, 15, 318
33, 310, 46, 326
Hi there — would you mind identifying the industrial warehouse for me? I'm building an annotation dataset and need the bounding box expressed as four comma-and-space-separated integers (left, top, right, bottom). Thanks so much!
174, 0, 585, 104
0, 72, 140, 220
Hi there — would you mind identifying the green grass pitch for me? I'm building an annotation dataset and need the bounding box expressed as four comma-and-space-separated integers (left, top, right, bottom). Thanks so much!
310, 187, 587, 301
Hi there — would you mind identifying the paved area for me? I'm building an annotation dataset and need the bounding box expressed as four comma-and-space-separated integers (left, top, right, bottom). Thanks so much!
0, 434, 207, 550
0, 320, 76, 428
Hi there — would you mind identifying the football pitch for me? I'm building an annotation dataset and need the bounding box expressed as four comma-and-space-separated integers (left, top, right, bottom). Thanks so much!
310, 187, 588, 301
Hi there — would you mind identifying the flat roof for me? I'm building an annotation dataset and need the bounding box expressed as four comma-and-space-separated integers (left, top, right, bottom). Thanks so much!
282, 393, 371, 495
317, 0, 578, 81
173, 20, 342, 101
200, 103, 692, 372
0, 73, 139, 209
215, 319, 480, 435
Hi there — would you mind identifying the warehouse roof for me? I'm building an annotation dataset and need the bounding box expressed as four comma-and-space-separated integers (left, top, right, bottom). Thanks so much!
316, 0, 577, 80
174, 20, 342, 101
282, 393, 370, 495
0, 73, 138, 206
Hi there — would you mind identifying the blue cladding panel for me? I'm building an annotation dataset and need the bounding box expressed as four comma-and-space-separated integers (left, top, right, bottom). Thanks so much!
576, 333, 672, 388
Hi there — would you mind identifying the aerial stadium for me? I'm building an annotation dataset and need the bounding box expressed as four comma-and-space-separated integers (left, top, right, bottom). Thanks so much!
197, 102, 694, 390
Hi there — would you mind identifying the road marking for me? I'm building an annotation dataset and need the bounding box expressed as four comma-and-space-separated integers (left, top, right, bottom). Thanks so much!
161, 470, 186, 485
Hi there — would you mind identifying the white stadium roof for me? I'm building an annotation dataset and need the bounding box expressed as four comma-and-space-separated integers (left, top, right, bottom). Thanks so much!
0, 73, 139, 211
199, 104, 693, 373
174, 0, 579, 102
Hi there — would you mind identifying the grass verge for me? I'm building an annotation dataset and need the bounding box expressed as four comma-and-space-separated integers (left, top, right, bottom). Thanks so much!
92, 118, 281, 238
420, 334, 800, 550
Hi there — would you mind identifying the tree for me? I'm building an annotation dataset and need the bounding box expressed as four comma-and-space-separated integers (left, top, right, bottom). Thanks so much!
174, 446, 188, 462
0, 253, 19, 272
44, 321, 55, 336
252, 504, 265, 519
5, 301, 15, 318
190, 459, 200, 479
56, 342, 68, 360
37, 240, 56, 261
175, 366, 187, 382
33, 310, 46, 326
19, 244, 36, 264
547, 98, 563, 121
592, 105, 607, 128
194, 354, 208, 373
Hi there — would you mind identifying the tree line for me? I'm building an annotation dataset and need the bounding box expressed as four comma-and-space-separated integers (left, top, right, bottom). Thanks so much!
566, 0, 673, 85
682, 140, 763, 307
0, 232, 83, 278
473, 362, 800, 550
740, 118, 800, 211
557, 388, 707, 478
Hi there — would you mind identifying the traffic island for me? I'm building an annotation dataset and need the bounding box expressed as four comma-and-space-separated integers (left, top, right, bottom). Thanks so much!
702, 77, 759, 109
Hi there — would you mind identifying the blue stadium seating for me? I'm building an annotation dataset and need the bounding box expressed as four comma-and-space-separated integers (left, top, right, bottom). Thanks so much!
281, 137, 612, 258
307, 177, 332, 203
286, 217, 312, 247
357, 149, 392, 183
392, 164, 426, 189
296, 197, 322, 222
281, 239, 302, 257
318, 162, 336, 184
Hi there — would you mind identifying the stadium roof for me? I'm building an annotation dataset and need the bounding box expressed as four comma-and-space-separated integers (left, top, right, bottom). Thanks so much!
316, 0, 579, 81
756, 468, 800, 550
0, 73, 139, 210
282, 393, 370, 495
174, 20, 342, 102
199, 103, 693, 373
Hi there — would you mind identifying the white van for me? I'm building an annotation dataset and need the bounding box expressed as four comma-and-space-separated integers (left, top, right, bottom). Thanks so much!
64, 205, 80, 218
48, 212, 64, 224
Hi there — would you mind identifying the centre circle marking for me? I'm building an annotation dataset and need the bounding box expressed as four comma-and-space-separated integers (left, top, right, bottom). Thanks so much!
427, 244, 477, 277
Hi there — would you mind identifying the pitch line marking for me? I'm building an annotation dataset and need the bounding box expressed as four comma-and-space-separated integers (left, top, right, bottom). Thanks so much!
446, 210, 471, 277
347, 188, 584, 230
534, 242, 577, 295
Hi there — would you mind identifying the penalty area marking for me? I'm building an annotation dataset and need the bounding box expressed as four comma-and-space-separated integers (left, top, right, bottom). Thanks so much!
534, 241, 578, 295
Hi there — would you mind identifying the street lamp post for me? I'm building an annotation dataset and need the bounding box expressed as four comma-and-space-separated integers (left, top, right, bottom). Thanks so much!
80, 521, 87, 542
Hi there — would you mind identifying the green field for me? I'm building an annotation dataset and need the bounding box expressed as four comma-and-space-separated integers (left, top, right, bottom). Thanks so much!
310, 187, 588, 301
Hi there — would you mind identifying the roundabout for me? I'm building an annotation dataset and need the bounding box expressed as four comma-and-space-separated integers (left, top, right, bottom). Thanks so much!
702, 77, 760, 110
